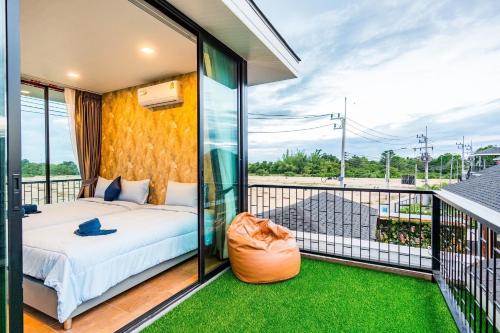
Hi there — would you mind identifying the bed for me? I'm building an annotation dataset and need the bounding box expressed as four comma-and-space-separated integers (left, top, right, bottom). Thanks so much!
22, 204, 214, 328
22, 197, 142, 231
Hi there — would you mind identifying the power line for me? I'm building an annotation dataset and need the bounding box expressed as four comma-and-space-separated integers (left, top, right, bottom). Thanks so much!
346, 127, 411, 147
347, 121, 410, 142
347, 117, 407, 139
21, 110, 68, 118
248, 112, 331, 119
249, 116, 327, 120
248, 122, 333, 134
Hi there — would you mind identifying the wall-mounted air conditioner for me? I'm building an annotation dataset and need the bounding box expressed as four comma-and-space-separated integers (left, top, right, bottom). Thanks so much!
138, 81, 182, 109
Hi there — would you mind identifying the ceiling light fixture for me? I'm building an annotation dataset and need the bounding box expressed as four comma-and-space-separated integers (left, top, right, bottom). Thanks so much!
21, 90, 30, 95
67, 72, 80, 78
140, 47, 155, 54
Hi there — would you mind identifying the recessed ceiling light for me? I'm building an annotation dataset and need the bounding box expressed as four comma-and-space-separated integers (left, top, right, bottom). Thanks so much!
140, 47, 155, 54
67, 72, 80, 78
21, 90, 30, 95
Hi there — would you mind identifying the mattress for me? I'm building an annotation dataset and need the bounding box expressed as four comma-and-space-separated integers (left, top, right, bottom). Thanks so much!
22, 197, 141, 231
23, 205, 209, 323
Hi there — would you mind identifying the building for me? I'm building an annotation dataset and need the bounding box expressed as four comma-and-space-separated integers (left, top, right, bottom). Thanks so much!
0, 1, 300, 332
443, 164, 500, 213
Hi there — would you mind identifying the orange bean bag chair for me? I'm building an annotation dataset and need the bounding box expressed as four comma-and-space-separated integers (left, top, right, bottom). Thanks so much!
227, 212, 301, 283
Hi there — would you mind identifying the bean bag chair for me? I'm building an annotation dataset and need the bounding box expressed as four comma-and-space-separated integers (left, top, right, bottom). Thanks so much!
228, 212, 301, 283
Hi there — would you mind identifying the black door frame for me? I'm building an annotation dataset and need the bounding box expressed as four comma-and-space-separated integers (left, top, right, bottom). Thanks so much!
6, 0, 23, 332
8, 1, 249, 332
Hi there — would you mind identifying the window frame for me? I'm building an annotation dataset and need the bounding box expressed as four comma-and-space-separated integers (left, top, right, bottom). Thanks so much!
20, 79, 71, 204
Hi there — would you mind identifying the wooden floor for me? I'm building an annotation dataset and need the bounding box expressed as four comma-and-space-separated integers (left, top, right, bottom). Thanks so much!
24, 257, 198, 333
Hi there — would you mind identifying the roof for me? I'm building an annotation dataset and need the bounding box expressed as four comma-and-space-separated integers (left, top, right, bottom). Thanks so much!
167, 0, 300, 85
268, 192, 378, 240
474, 146, 500, 156
444, 164, 500, 213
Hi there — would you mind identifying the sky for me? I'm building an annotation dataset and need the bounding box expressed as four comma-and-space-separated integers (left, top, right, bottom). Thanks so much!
21, 1, 500, 164
249, 0, 500, 162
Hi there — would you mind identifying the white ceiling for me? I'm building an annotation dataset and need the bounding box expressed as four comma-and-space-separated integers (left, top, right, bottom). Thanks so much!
21, 0, 197, 94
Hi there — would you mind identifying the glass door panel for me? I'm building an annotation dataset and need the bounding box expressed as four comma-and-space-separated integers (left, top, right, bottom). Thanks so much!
202, 41, 239, 274
0, 2, 8, 333
20, 83, 46, 204
0, 0, 7, 330
48, 89, 79, 203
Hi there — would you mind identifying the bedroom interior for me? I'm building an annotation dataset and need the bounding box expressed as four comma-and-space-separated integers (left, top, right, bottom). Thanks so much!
19, 0, 231, 331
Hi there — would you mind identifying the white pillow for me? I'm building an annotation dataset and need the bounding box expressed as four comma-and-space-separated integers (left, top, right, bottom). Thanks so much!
118, 179, 150, 204
94, 176, 112, 198
165, 181, 197, 207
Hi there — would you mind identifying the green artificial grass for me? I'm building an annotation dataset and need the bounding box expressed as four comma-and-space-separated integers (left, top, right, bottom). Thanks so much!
143, 259, 457, 333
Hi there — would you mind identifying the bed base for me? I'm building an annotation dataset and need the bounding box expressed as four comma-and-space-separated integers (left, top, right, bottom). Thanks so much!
23, 250, 197, 330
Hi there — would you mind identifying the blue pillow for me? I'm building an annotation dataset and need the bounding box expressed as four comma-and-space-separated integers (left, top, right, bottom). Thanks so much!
104, 176, 121, 201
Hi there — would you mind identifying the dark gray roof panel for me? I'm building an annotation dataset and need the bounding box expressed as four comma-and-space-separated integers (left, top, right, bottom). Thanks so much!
445, 165, 500, 212
474, 147, 500, 155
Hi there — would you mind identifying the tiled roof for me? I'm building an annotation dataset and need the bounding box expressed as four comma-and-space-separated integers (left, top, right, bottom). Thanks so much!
474, 146, 500, 155
444, 165, 500, 212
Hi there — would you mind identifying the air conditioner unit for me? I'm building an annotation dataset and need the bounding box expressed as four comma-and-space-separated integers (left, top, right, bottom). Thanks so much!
138, 81, 182, 109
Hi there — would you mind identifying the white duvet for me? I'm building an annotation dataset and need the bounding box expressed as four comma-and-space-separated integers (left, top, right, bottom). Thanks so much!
23, 205, 200, 323
23, 198, 141, 231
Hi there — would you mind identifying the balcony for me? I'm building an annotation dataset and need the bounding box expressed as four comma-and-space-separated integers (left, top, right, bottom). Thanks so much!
244, 184, 499, 332
143, 184, 499, 332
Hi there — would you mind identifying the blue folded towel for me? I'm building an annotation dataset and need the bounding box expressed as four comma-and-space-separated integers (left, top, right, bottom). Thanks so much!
22, 204, 41, 214
74, 218, 117, 237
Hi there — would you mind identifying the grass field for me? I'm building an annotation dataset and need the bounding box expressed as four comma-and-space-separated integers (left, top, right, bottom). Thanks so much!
143, 259, 457, 333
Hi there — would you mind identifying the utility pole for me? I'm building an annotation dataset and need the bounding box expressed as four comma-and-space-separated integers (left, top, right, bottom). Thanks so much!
385, 150, 391, 188
449, 155, 454, 184
332, 97, 347, 187
414, 163, 418, 188
456, 136, 471, 181
415, 126, 433, 186
439, 155, 443, 179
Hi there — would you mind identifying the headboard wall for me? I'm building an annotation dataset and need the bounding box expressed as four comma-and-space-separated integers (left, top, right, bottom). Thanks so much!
100, 72, 197, 204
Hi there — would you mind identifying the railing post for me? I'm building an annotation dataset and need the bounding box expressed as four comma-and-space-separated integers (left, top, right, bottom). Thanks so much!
431, 195, 441, 272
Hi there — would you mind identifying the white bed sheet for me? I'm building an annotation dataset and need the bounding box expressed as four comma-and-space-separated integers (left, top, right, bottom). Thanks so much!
23, 205, 201, 323
22, 198, 141, 231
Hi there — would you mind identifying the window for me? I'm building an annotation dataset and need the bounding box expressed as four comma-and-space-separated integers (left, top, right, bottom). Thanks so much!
21, 82, 79, 204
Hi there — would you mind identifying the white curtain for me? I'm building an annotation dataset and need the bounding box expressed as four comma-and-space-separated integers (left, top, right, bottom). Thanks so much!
64, 88, 78, 169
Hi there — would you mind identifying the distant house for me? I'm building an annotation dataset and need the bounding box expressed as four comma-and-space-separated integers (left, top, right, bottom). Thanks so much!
473, 146, 500, 169
443, 164, 500, 213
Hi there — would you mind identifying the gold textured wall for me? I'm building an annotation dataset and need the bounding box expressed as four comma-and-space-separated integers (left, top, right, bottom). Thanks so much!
100, 72, 197, 204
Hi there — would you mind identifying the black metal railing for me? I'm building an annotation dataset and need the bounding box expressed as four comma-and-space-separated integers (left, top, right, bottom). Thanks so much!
248, 184, 434, 271
434, 193, 500, 333
22, 178, 82, 205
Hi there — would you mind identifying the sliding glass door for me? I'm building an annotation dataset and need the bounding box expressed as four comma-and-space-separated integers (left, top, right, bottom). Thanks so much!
201, 40, 240, 275
0, 0, 7, 329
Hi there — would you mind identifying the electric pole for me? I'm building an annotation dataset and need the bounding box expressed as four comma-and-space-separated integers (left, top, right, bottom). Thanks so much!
439, 155, 443, 179
449, 155, 454, 184
385, 150, 391, 188
332, 97, 347, 187
456, 136, 471, 181
415, 126, 433, 186
414, 163, 418, 188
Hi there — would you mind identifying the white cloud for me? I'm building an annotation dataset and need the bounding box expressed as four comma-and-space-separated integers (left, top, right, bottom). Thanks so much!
249, 0, 500, 161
